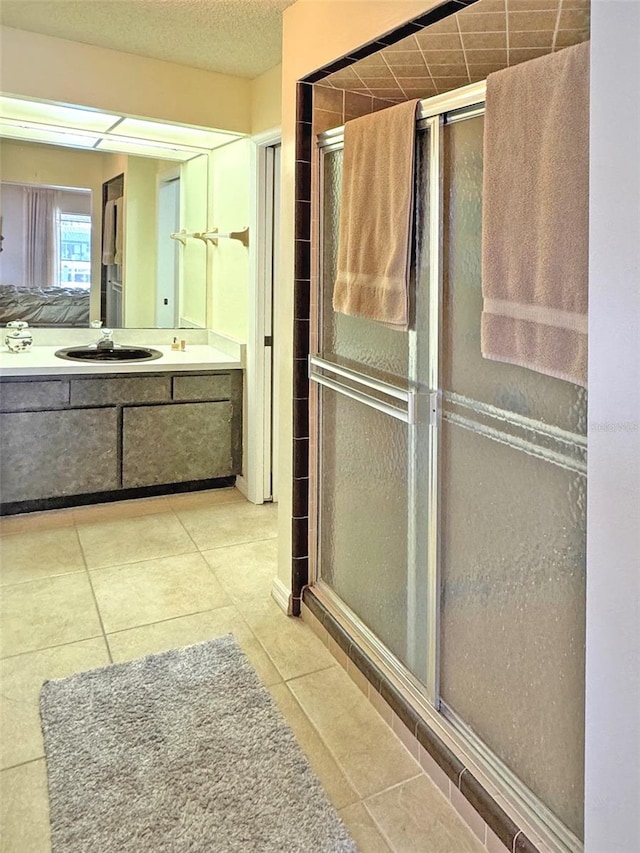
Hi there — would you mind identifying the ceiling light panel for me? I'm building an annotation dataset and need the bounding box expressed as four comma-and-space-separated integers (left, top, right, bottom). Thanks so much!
0, 96, 116, 132
96, 138, 200, 161
0, 121, 101, 149
109, 117, 242, 150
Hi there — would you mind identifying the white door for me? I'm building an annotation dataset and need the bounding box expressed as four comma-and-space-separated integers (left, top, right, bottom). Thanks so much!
264, 144, 280, 502
156, 178, 180, 327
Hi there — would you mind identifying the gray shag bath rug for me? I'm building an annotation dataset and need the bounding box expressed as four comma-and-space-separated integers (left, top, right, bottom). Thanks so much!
40, 634, 357, 853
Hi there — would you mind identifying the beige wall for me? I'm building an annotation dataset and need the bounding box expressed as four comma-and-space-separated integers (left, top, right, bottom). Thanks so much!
276, 0, 441, 587
206, 139, 252, 342
180, 156, 209, 327
0, 138, 105, 314
251, 64, 283, 135
122, 157, 159, 328
0, 26, 252, 134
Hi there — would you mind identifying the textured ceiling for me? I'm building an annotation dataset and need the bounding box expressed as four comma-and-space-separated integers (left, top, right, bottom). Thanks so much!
324, 0, 590, 101
0, 0, 297, 79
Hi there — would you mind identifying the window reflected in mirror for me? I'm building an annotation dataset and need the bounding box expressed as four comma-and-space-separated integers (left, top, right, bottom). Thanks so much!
0, 181, 92, 326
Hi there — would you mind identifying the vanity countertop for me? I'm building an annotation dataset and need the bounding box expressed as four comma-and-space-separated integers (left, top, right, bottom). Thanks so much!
0, 344, 242, 377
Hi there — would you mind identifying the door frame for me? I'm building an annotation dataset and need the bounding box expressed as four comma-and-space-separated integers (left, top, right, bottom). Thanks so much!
239, 127, 281, 505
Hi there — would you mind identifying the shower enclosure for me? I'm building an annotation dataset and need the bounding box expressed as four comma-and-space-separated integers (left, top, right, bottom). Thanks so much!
309, 83, 586, 851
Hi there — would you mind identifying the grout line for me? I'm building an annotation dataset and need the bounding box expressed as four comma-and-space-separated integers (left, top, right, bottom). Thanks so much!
282, 660, 337, 685
73, 524, 113, 664
85, 546, 201, 574
361, 772, 425, 805
197, 534, 278, 556
505, 0, 511, 64
457, 19, 472, 83
412, 39, 438, 96
0, 755, 46, 773
0, 566, 86, 589
0, 633, 105, 663
351, 68, 374, 96
380, 52, 411, 102
104, 603, 239, 638
551, 0, 563, 52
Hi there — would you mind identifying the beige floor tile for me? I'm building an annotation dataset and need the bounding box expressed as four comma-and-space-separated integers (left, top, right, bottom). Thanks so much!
174, 501, 278, 550
288, 666, 421, 799
339, 802, 394, 853
0, 527, 85, 586
0, 508, 75, 536
0, 637, 110, 770
77, 512, 196, 569
201, 538, 278, 609
246, 600, 337, 681
107, 606, 282, 687
364, 775, 486, 853
72, 495, 172, 524
269, 682, 359, 811
0, 574, 102, 658
0, 760, 51, 853
166, 487, 246, 510
90, 552, 230, 633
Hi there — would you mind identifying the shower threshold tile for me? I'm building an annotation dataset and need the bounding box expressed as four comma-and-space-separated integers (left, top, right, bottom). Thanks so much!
288, 665, 421, 798
364, 775, 486, 853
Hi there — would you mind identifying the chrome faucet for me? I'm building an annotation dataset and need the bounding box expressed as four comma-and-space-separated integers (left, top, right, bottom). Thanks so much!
96, 328, 115, 350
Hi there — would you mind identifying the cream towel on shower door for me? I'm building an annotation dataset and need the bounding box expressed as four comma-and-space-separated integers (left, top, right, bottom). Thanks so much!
481, 41, 589, 387
333, 99, 420, 329
102, 199, 116, 265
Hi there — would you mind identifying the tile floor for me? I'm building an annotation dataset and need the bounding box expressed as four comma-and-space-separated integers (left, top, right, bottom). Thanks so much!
0, 487, 485, 853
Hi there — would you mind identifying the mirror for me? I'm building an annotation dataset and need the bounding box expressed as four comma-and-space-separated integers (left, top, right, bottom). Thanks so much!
0, 138, 209, 328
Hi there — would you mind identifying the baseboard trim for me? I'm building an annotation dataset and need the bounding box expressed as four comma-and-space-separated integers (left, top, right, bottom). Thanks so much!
271, 577, 293, 615
234, 475, 250, 501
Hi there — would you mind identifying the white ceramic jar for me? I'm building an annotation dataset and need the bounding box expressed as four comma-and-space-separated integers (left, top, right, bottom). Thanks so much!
4, 321, 33, 353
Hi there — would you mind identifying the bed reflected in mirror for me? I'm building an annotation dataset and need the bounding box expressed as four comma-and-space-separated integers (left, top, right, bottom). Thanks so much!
0, 180, 92, 326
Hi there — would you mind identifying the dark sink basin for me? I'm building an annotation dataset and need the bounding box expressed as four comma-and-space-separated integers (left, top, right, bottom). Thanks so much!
55, 346, 163, 363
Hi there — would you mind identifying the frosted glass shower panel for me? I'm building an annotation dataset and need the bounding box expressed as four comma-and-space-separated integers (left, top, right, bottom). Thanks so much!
439, 423, 586, 837
321, 148, 408, 381
439, 114, 586, 839
318, 386, 410, 663
441, 116, 586, 435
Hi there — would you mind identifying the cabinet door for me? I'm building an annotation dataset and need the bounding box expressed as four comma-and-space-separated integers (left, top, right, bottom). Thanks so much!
122, 402, 235, 488
0, 408, 119, 503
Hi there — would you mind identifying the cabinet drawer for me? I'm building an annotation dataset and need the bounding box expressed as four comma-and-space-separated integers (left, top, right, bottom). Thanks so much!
70, 376, 170, 407
122, 402, 234, 488
0, 379, 69, 412
0, 408, 119, 502
172, 373, 231, 402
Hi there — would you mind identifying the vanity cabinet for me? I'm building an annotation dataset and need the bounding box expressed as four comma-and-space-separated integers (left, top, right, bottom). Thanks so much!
0, 408, 119, 503
0, 370, 242, 510
122, 402, 234, 488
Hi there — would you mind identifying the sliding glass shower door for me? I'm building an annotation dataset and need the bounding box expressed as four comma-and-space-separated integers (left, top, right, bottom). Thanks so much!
438, 113, 586, 840
312, 96, 586, 846
311, 132, 433, 684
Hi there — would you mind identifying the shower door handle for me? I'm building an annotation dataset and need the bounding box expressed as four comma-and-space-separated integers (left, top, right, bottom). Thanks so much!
309, 356, 416, 424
